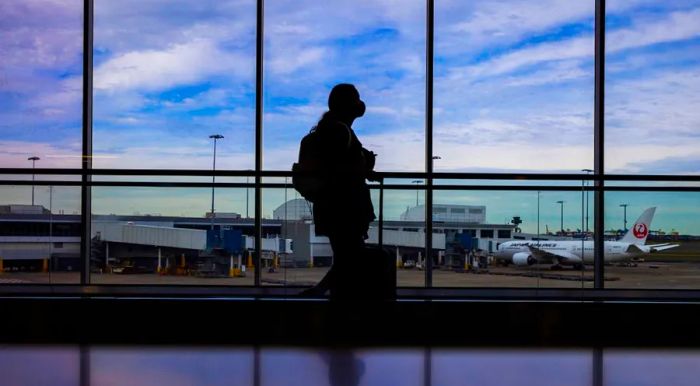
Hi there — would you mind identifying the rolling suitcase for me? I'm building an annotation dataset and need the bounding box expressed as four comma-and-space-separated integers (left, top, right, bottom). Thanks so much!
331, 177, 396, 301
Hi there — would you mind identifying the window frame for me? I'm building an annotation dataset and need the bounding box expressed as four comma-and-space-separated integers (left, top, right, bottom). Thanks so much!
2, 0, 700, 300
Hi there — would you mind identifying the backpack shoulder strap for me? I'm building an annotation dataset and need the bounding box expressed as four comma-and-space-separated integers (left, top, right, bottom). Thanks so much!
335, 121, 353, 149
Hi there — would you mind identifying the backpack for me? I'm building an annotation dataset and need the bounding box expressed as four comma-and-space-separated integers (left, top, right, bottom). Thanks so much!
292, 129, 325, 202
292, 122, 352, 203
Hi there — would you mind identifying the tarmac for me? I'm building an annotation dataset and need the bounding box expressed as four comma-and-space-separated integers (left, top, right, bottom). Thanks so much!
3, 261, 700, 289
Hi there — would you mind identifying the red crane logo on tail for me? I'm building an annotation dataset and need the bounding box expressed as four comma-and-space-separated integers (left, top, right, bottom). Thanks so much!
633, 223, 648, 239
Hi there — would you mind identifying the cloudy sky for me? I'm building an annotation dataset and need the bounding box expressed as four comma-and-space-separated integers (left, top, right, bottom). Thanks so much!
1, 0, 698, 232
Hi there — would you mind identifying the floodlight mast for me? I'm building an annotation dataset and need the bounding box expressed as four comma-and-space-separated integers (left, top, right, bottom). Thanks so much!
28, 156, 40, 206
209, 134, 224, 230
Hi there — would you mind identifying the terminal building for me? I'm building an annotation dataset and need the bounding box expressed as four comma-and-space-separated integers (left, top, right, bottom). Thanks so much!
0, 205, 81, 271
273, 200, 516, 268
0, 205, 289, 275
1, 200, 517, 272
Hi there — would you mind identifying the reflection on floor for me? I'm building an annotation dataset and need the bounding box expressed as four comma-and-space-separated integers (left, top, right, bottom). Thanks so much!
1, 346, 699, 386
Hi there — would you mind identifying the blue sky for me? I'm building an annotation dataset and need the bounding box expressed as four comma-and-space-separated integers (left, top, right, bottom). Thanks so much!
0, 0, 699, 233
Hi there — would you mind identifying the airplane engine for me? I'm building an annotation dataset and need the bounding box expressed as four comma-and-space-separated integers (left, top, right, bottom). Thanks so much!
512, 252, 536, 266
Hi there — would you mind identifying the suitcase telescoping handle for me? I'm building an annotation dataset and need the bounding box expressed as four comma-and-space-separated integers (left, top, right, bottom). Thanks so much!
378, 177, 384, 248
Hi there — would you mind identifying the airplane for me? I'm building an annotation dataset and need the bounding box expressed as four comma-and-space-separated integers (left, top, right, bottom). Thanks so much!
494, 207, 679, 270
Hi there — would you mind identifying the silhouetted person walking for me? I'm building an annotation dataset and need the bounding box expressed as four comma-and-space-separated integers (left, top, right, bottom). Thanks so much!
297, 84, 377, 298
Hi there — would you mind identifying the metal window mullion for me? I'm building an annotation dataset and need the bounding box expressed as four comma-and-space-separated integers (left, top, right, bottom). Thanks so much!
425, 0, 434, 288
594, 0, 606, 289
254, 0, 264, 287
80, 0, 94, 286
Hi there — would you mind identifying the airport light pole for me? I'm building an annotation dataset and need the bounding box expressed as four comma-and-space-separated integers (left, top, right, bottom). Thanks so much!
537, 190, 540, 244
556, 200, 565, 234
246, 172, 251, 219
28, 156, 40, 206
209, 134, 224, 230
284, 176, 288, 220
620, 203, 629, 231
412, 180, 422, 207
582, 169, 593, 232
48, 185, 53, 274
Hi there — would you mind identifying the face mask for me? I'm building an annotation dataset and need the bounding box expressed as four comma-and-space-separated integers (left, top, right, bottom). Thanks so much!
356, 100, 366, 118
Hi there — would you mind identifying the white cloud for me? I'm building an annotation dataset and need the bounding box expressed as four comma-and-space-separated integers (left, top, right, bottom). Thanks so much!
160, 88, 241, 110
94, 39, 249, 92
0, 0, 82, 70
437, 0, 651, 55
606, 145, 700, 174
27, 76, 82, 112
263, 0, 425, 81
464, 36, 592, 80
504, 60, 590, 87
608, 7, 700, 52
93, 0, 255, 53
264, 0, 424, 41
5, 0, 700, 177
445, 0, 593, 47
444, 6, 700, 85
267, 47, 327, 76
0, 140, 82, 168
91, 141, 255, 170
607, 69, 700, 138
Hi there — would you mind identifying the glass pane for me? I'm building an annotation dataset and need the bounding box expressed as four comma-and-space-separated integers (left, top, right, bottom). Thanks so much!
262, 348, 423, 386
605, 350, 700, 386
262, 185, 315, 289
434, 178, 590, 188
263, 182, 421, 291
432, 188, 595, 289
606, 180, 700, 188
435, 0, 595, 173
433, 349, 591, 386
90, 186, 256, 285
377, 187, 427, 288
92, 0, 256, 169
91, 347, 253, 386
0, 185, 81, 284
263, 0, 426, 172
0, 0, 83, 168
605, 0, 700, 174
0, 346, 80, 386
261, 349, 329, 386
604, 191, 700, 289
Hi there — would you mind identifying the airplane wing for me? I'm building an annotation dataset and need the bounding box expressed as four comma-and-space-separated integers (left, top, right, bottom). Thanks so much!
527, 245, 581, 264
627, 244, 680, 253
647, 243, 675, 248
649, 244, 679, 252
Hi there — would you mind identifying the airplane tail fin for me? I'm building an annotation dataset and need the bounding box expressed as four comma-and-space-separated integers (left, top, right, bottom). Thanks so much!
620, 207, 656, 245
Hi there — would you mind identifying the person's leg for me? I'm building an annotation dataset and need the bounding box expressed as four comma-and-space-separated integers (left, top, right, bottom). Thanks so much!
299, 233, 344, 297
299, 230, 363, 297
328, 232, 364, 299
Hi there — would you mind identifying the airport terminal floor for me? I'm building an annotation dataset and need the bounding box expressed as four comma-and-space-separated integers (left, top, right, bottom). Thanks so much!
3, 296, 700, 386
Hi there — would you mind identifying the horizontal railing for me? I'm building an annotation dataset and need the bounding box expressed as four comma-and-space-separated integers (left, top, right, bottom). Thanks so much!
0, 168, 699, 298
